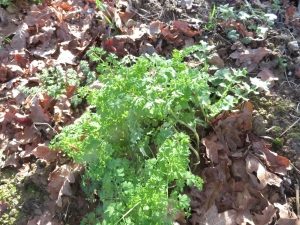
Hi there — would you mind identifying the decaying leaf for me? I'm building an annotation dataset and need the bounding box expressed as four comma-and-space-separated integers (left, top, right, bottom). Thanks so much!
47, 164, 82, 208
256, 68, 278, 87
246, 154, 282, 190
230, 41, 272, 72
201, 133, 224, 163
31, 144, 58, 162
27, 210, 60, 225
190, 205, 237, 225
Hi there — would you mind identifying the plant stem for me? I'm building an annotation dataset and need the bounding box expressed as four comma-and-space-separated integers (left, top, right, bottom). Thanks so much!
169, 110, 200, 170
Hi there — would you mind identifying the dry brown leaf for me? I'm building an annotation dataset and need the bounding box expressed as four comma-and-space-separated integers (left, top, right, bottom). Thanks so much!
29, 97, 49, 123
2, 152, 21, 168
230, 42, 272, 72
254, 204, 276, 225
202, 133, 224, 163
31, 144, 58, 162
256, 68, 278, 87
274, 203, 299, 225
10, 23, 29, 50
190, 205, 237, 225
250, 134, 291, 175
27, 210, 60, 225
245, 154, 282, 190
47, 164, 81, 207
56, 47, 77, 65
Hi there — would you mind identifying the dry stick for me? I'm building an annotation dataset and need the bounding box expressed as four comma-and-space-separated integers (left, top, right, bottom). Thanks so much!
296, 181, 299, 218
279, 117, 300, 137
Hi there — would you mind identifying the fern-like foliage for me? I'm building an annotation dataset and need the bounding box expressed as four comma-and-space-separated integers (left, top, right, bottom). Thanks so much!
51, 41, 262, 224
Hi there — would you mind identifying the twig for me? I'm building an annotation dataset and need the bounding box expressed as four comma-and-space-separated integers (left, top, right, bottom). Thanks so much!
64, 198, 70, 221
34, 122, 58, 134
118, 202, 140, 223
279, 117, 300, 137
296, 181, 299, 218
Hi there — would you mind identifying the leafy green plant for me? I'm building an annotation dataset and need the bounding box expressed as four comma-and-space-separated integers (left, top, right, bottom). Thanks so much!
271, 0, 285, 13
18, 66, 79, 99
226, 29, 240, 42
0, 0, 9, 5
218, 4, 237, 21
272, 137, 283, 150
51, 42, 261, 224
279, 58, 287, 68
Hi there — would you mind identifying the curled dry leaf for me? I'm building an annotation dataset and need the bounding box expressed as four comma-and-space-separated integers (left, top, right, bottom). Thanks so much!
246, 154, 282, 190
29, 97, 49, 123
47, 164, 82, 208
274, 203, 299, 225
10, 23, 29, 51
250, 133, 291, 175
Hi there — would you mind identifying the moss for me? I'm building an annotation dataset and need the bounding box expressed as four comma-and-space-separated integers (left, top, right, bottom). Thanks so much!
272, 137, 283, 150
265, 101, 272, 106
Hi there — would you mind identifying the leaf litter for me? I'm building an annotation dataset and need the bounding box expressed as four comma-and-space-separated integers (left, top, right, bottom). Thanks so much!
0, 0, 300, 224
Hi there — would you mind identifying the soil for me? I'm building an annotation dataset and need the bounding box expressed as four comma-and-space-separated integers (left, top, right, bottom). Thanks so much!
1, 0, 300, 224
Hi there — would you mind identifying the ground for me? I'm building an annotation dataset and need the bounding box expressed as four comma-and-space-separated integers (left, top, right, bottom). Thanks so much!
0, 0, 300, 224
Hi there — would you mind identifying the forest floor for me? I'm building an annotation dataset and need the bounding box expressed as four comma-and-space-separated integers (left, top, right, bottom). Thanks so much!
1, 0, 300, 224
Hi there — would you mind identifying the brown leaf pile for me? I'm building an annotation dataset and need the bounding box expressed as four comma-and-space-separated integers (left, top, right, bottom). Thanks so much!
190, 102, 298, 225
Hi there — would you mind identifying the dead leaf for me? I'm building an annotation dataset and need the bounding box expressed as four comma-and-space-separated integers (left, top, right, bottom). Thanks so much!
230, 42, 272, 72
256, 68, 278, 88
2, 152, 21, 168
31, 144, 58, 162
56, 47, 77, 65
10, 23, 29, 50
190, 205, 237, 225
274, 203, 299, 225
27, 210, 60, 225
29, 97, 49, 123
202, 133, 224, 163
245, 154, 282, 190
180, 0, 194, 10
0, 201, 9, 213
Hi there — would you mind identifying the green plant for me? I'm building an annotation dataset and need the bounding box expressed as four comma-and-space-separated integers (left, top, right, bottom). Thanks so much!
272, 137, 283, 150
271, 0, 285, 13
204, 4, 217, 31
218, 4, 237, 21
226, 29, 240, 42
51, 42, 262, 224
0, 0, 9, 5
279, 58, 287, 68
18, 66, 79, 99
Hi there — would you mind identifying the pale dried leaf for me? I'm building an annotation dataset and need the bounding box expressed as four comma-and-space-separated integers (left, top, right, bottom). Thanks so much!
256, 68, 278, 87
246, 154, 282, 190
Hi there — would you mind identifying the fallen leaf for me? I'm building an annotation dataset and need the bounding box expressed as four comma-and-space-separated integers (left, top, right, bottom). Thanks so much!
256, 68, 278, 87
0, 201, 9, 213
230, 42, 272, 72
201, 133, 224, 163
27, 210, 60, 225
274, 203, 299, 225
31, 144, 58, 162
245, 154, 282, 190
190, 205, 237, 225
